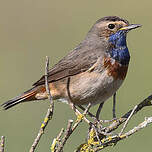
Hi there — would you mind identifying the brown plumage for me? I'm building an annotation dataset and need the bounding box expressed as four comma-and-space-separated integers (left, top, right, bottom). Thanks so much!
103, 57, 128, 80
1, 16, 141, 110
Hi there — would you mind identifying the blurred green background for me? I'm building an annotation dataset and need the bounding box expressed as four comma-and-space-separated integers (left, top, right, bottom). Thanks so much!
0, 0, 152, 151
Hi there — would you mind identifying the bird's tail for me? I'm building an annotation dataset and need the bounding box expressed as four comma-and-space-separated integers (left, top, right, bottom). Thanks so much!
1, 86, 45, 110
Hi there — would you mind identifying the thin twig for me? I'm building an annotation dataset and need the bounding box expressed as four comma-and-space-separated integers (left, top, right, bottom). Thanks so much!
56, 128, 65, 142
29, 56, 54, 152
119, 105, 137, 135
121, 116, 152, 137
56, 103, 92, 152
56, 120, 73, 152
50, 128, 64, 152
70, 103, 91, 124
0, 136, 5, 152
45, 56, 53, 106
76, 116, 152, 152
104, 94, 152, 133
76, 94, 152, 151
78, 105, 96, 119
72, 103, 92, 132
92, 125, 102, 145
29, 109, 52, 152
100, 118, 117, 123
95, 116, 152, 151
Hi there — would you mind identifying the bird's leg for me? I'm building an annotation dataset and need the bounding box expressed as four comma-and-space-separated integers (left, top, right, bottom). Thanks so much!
112, 92, 116, 119
96, 93, 117, 123
87, 102, 107, 145
96, 102, 104, 120
78, 105, 104, 137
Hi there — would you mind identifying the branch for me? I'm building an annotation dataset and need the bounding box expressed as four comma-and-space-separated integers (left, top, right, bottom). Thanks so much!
104, 94, 152, 133
52, 101, 92, 152
55, 120, 73, 152
29, 56, 54, 152
0, 136, 5, 152
51, 128, 65, 152
76, 94, 152, 152
119, 105, 137, 135
91, 116, 152, 152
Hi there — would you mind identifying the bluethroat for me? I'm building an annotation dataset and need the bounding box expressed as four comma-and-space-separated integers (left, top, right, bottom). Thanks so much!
2, 16, 141, 119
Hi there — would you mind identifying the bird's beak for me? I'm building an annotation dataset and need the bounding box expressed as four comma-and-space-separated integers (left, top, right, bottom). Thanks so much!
119, 24, 142, 31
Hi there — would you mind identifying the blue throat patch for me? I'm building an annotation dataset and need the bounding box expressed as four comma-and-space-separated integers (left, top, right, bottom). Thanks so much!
108, 30, 130, 65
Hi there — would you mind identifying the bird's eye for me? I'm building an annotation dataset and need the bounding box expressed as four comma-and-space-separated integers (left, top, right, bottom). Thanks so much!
108, 24, 115, 29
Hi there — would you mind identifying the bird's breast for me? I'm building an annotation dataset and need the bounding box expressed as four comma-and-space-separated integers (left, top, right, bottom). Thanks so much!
103, 57, 128, 80
49, 57, 129, 105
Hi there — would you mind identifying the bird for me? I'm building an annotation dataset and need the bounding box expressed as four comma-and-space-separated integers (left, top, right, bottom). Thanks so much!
2, 16, 141, 119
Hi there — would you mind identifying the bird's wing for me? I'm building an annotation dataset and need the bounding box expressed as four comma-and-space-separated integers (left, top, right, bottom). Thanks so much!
33, 46, 105, 86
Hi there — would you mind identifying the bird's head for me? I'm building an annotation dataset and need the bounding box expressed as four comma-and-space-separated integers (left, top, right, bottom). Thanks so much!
89, 16, 141, 48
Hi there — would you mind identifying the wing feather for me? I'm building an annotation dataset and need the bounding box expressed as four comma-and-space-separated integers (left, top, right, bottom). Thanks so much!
33, 45, 105, 86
